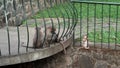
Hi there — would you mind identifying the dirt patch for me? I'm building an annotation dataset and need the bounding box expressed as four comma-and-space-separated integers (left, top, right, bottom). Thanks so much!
1, 45, 120, 68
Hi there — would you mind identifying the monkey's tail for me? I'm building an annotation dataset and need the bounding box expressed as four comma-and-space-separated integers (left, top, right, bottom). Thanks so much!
21, 42, 34, 48
59, 42, 67, 54
116, 44, 120, 47
21, 45, 34, 48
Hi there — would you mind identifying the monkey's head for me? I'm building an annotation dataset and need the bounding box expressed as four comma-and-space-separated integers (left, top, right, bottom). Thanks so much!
83, 35, 87, 39
35, 27, 41, 30
47, 26, 56, 34
82, 35, 88, 42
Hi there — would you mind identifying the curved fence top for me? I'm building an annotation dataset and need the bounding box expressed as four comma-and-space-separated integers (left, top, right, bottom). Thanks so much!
0, 0, 77, 57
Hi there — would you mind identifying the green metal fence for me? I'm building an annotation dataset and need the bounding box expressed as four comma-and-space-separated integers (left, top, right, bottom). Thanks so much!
72, 0, 120, 50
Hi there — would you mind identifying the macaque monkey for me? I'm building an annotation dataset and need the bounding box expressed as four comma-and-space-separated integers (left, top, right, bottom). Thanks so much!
23, 25, 66, 53
82, 35, 89, 49
21, 27, 43, 48
45, 26, 58, 43
33, 26, 58, 48
21, 25, 67, 54
43, 26, 66, 54
33, 27, 44, 48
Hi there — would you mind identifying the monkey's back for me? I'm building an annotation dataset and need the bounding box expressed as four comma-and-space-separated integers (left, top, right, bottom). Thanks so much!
33, 28, 43, 48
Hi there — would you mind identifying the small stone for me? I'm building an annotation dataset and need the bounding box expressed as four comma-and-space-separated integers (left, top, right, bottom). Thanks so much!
78, 55, 94, 68
94, 61, 109, 68
111, 64, 117, 68
65, 55, 73, 66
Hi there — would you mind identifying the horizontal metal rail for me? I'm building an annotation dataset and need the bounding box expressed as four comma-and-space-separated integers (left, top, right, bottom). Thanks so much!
71, 0, 120, 5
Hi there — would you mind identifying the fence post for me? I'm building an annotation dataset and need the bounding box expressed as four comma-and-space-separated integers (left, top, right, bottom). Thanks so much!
73, 29, 75, 47
0, 49, 1, 56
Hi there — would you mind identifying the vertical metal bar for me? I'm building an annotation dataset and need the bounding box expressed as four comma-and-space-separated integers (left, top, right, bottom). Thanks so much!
51, 0, 63, 43
21, 0, 29, 52
13, 0, 20, 54
55, 0, 57, 5
73, 28, 75, 47
73, 4, 78, 34
67, 2, 73, 38
94, 4, 96, 48
44, 0, 54, 46
115, 6, 119, 50
64, 3, 70, 39
69, 2, 77, 45
87, 3, 89, 46
50, 0, 61, 39
36, 0, 47, 48
49, 0, 59, 44
66, 2, 75, 37
37, 0, 40, 10
80, 3, 82, 46
58, 0, 66, 41
29, 0, 38, 49
4, 0, 11, 55
101, 4, 104, 49
29, 0, 39, 30
55, 1, 61, 39
68, 2, 78, 37
108, 5, 111, 49
62, 1, 71, 39
42, 0, 48, 47
0, 49, 1, 56
72, 3, 76, 47
17, 7, 20, 54
66, 0, 74, 39
54, 0, 65, 41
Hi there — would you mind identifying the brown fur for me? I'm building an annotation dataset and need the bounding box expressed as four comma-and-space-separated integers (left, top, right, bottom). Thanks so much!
33, 27, 43, 48
46, 26, 66, 54
82, 35, 89, 49
45, 26, 58, 43
33, 26, 57, 48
